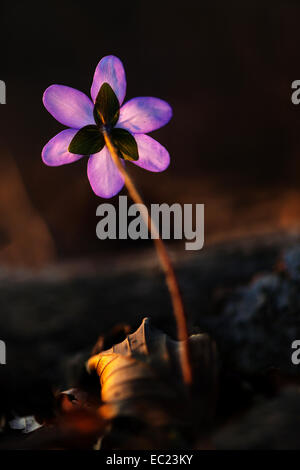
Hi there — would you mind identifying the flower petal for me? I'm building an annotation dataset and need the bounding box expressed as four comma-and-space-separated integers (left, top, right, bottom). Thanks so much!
91, 55, 126, 105
87, 146, 125, 198
42, 129, 84, 166
132, 134, 170, 172
117, 97, 172, 134
43, 85, 94, 128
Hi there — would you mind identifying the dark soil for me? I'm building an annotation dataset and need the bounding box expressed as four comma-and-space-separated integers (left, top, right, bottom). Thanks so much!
1, 230, 300, 449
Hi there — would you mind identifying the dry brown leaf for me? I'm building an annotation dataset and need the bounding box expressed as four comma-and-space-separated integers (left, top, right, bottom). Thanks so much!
87, 317, 218, 448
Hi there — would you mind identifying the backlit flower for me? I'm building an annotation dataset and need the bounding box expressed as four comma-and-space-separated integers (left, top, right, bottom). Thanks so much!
42, 55, 172, 198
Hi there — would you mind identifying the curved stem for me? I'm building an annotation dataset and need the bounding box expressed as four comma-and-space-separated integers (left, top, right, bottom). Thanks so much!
103, 130, 193, 387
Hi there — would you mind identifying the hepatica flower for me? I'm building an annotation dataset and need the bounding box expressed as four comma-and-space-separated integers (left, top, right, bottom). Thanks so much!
42, 55, 172, 198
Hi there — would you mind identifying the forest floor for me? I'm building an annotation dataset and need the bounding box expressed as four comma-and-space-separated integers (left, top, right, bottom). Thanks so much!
1, 229, 300, 449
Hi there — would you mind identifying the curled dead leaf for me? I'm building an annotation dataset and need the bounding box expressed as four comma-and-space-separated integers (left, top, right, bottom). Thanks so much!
87, 317, 218, 448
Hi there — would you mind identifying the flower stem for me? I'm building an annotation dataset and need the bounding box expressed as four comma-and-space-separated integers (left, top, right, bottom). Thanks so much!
103, 130, 193, 387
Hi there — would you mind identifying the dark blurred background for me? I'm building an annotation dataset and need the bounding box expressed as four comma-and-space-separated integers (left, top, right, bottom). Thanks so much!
3, 1, 300, 439
1, 0, 300, 266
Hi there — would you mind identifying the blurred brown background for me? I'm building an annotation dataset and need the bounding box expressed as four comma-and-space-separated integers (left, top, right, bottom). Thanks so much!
1, 0, 300, 267
3, 1, 300, 432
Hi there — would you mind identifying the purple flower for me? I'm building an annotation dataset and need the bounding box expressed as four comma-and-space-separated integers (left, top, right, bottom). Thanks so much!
42, 55, 172, 198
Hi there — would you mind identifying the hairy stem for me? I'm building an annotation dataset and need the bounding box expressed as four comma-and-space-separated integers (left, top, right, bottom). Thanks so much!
103, 130, 193, 387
